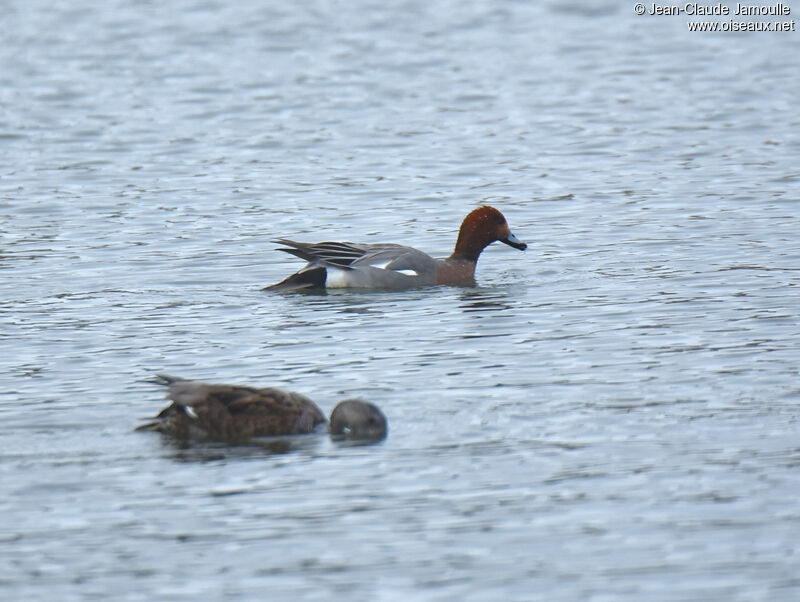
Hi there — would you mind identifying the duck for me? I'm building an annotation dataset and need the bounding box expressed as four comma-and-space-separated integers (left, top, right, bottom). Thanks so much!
265, 205, 527, 291
135, 374, 388, 443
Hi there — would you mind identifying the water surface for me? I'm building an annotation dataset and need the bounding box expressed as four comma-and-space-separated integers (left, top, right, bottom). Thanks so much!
2, 1, 799, 600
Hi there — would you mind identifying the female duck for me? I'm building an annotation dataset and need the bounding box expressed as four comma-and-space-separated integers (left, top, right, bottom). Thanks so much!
266, 205, 526, 291
136, 375, 388, 443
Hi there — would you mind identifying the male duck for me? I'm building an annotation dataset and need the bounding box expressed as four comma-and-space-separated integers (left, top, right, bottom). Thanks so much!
265, 205, 527, 291
136, 374, 388, 443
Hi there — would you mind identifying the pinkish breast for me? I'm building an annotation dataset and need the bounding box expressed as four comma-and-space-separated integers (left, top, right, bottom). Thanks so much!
435, 259, 477, 286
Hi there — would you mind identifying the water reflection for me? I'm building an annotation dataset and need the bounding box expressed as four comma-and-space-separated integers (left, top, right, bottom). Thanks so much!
458, 289, 513, 312
148, 428, 385, 463
151, 433, 318, 462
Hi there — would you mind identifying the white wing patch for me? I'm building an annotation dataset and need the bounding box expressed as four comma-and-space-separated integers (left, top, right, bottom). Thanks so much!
325, 264, 418, 288
371, 261, 418, 277
183, 405, 199, 419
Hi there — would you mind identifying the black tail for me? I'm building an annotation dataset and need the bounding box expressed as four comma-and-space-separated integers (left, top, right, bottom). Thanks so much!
143, 374, 187, 387
134, 400, 183, 433
263, 267, 327, 291
134, 420, 163, 432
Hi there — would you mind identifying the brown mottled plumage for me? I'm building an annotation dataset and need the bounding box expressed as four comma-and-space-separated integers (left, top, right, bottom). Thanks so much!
136, 375, 387, 443
135, 374, 326, 443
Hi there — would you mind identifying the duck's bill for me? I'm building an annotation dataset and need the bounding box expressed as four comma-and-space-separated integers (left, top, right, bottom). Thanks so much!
501, 231, 527, 251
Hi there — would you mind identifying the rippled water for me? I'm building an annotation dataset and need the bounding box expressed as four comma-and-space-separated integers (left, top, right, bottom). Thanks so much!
2, 1, 799, 600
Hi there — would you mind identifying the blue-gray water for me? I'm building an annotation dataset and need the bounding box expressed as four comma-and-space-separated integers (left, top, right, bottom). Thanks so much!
2, 1, 799, 600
